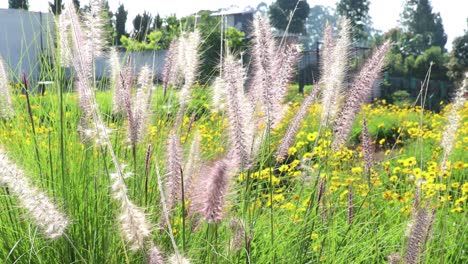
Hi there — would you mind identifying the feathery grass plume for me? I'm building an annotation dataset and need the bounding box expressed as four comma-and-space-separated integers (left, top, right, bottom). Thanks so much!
404, 207, 436, 264
66, 2, 153, 250
275, 87, 321, 161
332, 41, 391, 150
178, 30, 201, 107
110, 168, 152, 250
183, 131, 202, 198
321, 19, 350, 124
223, 54, 254, 168
211, 77, 226, 112
440, 72, 467, 172
347, 185, 354, 225
148, 246, 165, 264
361, 119, 374, 176
56, 10, 73, 67
168, 254, 191, 264
108, 48, 122, 109
269, 44, 301, 127
0, 149, 68, 239
229, 218, 246, 252
113, 57, 133, 115
126, 65, 153, 144
162, 38, 181, 91
197, 159, 230, 223
0, 56, 13, 119
386, 252, 401, 264
249, 15, 275, 106
165, 132, 183, 213
82, 0, 106, 58
249, 15, 300, 128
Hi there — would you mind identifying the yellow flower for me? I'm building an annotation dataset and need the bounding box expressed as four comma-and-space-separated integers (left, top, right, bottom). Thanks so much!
390, 175, 398, 182
312, 244, 321, 252
278, 165, 289, 172
303, 152, 313, 159
379, 138, 386, 145
451, 182, 460, 188
310, 233, 319, 240
307, 132, 319, 142
281, 202, 296, 211
451, 207, 464, 213
351, 167, 363, 174
288, 147, 297, 155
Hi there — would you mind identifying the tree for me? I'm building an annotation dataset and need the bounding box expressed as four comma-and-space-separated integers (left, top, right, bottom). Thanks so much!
447, 21, 468, 84
269, 0, 310, 34
133, 12, 152, 42
73, 0, 80, 10
9, 0, 29, 10
49, 0, 63, 15
337, 0, 371, 43
400, 0, 447, 53
114, 4, 128, 45
305, 5, 337, 49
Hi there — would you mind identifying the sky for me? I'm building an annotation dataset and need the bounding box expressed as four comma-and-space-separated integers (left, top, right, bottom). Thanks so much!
0, 0, 466, 50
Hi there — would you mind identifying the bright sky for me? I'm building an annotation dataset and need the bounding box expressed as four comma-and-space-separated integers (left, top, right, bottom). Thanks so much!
0, 0, 466, 50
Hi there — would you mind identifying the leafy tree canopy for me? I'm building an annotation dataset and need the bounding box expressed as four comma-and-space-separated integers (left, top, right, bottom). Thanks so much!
269, 0, 310, 34
9, 0, 28, 10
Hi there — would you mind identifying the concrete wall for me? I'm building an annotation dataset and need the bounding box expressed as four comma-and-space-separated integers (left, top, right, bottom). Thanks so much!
0, 8, 167, 87
0, 8, 54, 82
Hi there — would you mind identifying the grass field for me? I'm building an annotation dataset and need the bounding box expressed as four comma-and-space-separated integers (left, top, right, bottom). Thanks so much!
0, 84, 466, 263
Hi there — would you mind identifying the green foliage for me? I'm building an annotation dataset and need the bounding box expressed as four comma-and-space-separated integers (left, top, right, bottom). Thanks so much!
304, 5, 337, 49
132, 12, 152, 42
114, 4, 128, 45
391, 90, 412, 107
337, 0, 371, 42
400, 0, 447, 53
269, 0, 310, 34
8, 0, 28, 10
49, 0, 63, 15
414, 46, 447, 79
225, 26, 246, 51
447, 23, 468, 84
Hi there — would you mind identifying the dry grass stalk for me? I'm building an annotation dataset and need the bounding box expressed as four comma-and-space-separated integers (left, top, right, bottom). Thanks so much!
440, 72, 467, 172
332, 41, 391, 150
0, 149, 69, 239
165, 132, 183, 213
321, 19, 350, 124
222, 54, 254, 168
275, 87, 321, 161
0, 56, 13, 119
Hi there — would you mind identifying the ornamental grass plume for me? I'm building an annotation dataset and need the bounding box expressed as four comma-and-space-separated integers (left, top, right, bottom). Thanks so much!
222, 54, 254, 168
162, 38, 181, 91
113, 57, 133, 115
148, 246, 165, 264
249, 15, 300, 128
0, 56, 13, 119
275, 87, 321, 162
183, 131, 202, 198
332, 41, 391, 150
165, 132, 183, 213
196, 159, 230, 223
404, 207, 436, 264
321, 19, 350, 124
65, 1, 153, 250
168, 254, 191, 264
110, 168, 152, 250
229, 218, 247, 252
386, 252, 401, 264
211, 77, 226, 112
126, 65, 153, 144
0, 148, 68, 239
440, 72, 467, 172
178, 30, 201, 107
